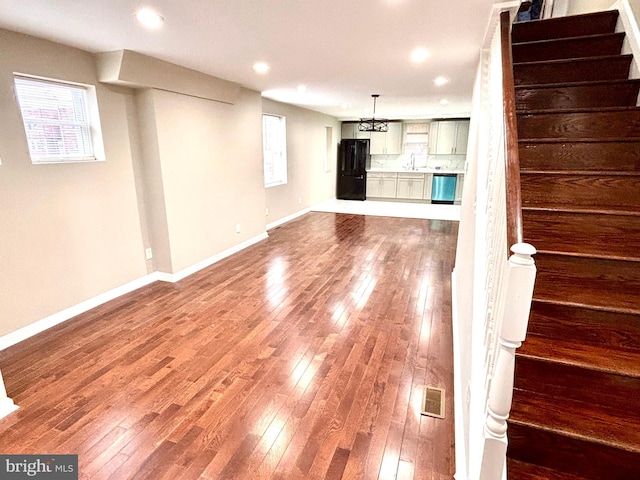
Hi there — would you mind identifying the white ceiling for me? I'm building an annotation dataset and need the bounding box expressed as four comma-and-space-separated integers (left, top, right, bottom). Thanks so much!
0, 0, 505, 120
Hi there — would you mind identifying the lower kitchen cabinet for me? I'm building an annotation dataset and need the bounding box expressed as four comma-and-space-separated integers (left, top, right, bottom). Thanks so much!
365, 171, 461, 203
366, 172, 397, 198
396, 173, 425, 200
423, 173, 433, 200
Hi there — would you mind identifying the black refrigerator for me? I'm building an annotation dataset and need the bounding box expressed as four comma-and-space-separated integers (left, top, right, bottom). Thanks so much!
337, 139, 369, 200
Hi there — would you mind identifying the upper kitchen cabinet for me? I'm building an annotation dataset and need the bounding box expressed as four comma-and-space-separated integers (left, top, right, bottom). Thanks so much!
429, 119, 470, 155
369, 122, 403, 155
341, 122, 371, 140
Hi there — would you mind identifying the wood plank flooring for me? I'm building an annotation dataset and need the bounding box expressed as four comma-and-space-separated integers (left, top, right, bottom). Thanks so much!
0, 212, 458, 480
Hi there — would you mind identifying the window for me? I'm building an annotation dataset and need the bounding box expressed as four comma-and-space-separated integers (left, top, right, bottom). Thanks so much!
262, 114, 287, 187
13, 74, 104, 164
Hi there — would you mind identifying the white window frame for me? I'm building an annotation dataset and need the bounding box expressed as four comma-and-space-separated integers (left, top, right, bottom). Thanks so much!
13, 74, 105, 164
262, 114, 287, 187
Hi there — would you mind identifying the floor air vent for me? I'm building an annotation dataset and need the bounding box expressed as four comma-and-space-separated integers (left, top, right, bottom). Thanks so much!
422, 386, 445, 419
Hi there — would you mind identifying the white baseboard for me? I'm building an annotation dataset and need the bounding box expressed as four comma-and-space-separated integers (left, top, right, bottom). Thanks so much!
266, 208, 310, 231
157, 232, 268, 283
0, 273, 159, 352
0, 232, 269, 351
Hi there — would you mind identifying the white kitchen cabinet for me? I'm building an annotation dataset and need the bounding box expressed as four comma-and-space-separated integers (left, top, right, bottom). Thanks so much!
380, 173, 398, 198
366, 172, 381, 197
396, 173, 425, 200
369, 122, 403, 155
423, 173, 434, 200
429, 120, 470, 155
454, 121, 470, 155
366, 172, 397, 198
341, 122, 371, 140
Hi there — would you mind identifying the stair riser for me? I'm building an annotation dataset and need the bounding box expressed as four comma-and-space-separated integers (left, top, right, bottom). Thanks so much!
533, 253, 640, 310
518, 110, 640, 139
514, 355, 640, 413
508, 422, 640, 479
519, 141, 640, 171
522, 209, 640, 259
512, 33, 624, 63
516, 82, 640, 111
514, 56, 632, 85
512, 10, 619, 43
528, 301, 640, 352
521, 173, 640, 210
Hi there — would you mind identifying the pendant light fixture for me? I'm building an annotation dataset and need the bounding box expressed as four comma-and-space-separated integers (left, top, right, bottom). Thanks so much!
358, 94, 389, 132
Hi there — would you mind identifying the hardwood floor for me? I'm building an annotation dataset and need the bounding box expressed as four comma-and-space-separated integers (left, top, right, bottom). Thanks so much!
0, 212, 458, 480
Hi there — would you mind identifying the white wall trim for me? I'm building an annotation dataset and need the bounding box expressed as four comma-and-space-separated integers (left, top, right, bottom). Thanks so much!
451, 267, 468, 480
266, 207, 310, 231
617, 0, 640, 81
0, 231, 269, 351
0, 273, 160, 351
157, 232, 268, 283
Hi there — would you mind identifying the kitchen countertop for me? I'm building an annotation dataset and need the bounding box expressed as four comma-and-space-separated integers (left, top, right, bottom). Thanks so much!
367, 168, 466, 174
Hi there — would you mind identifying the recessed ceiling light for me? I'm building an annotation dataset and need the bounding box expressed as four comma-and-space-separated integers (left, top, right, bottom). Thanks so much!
297, 85, 308, 93
411, 47, 430, 63
253, 62, 270, 74
434, 76, 450, 86
136, 8, 164, 28
440, 99, 450, 105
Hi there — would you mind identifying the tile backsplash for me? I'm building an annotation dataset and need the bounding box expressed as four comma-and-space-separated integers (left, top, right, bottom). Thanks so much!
370, 153, 466, 171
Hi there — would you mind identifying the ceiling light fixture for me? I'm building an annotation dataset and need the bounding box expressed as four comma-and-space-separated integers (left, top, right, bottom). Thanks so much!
253, 62, 270, 74
434, 76, 450, 86
136, 8, 164, 28
359, 94, 389, 133
297, 84, 308, 93
411, 47, 429, 63
440, 99, 450, 105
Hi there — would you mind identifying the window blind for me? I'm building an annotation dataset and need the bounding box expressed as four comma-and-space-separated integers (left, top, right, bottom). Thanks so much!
14, 76, 95, 162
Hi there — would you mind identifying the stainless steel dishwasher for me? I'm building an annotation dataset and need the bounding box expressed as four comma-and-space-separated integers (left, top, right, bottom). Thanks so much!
431, 174, 457, 204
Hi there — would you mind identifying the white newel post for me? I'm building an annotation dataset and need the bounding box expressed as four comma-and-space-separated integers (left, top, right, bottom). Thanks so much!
0, 368, 19, 420
480, 243, 536, 480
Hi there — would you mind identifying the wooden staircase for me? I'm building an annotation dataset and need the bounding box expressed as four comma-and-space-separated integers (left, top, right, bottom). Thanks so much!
507, 10, 640, 479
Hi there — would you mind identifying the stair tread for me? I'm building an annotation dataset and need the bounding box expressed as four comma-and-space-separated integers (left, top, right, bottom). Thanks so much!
519, 137, 640, 143
512, 31, 624, 47
515, 78, 640, 90
530, 297, 640, 316
520, 136, 640, 143
523, 206, 640, 216
519, 335, 640, 378
534, 249, 640, 263
518, 105, 640, 115
507, 459, 591, 480
514, 53, 632, 67
511, 387, 640, 451
521, 169, 640, 176
511, 10, 619, 43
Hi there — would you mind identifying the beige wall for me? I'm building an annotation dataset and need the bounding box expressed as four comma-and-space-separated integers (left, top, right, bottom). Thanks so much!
0, 27, 342, 341
262, 99, 339, 224
566, 0, 617, 15
0, 29, 147, 336
148, 88, 266, 273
